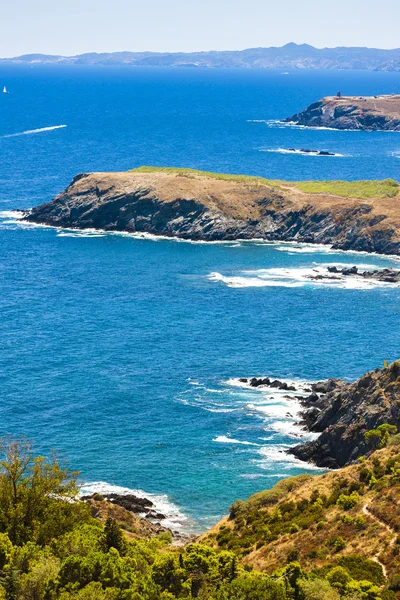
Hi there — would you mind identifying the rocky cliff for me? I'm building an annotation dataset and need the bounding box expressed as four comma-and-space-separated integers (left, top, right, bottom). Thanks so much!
286, 95, 400, 131
289, 361, 400, 468
24, 168, 400, 255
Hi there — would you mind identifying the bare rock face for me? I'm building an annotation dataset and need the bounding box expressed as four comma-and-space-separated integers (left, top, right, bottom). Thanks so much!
286, 95, 400, 131
289, 361, 400, 468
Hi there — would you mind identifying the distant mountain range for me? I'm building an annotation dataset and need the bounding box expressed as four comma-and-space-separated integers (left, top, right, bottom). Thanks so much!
2, 43, 400, 71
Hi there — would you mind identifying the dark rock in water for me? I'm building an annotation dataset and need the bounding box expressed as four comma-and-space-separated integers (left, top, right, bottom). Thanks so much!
146, 510, 166, 520
239, 378, 248, 383
249, 377, 270, 387
288, 361, 400, 468
326, 265, 400, 283
83, 493, 157, 516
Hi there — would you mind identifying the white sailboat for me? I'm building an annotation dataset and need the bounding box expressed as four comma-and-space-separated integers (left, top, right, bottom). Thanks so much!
3, 86, 7, 94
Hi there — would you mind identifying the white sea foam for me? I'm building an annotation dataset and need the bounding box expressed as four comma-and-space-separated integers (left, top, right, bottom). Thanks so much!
208, 265, 400, 290
213, 435, 260, 446
262, 148, 344, 157
0, 210, 25, 219
257, 119, 363, 132
208, 271, 302, 288
2, 125, 67, 138
80, 481, 190, 531
255, 444, 323, 470
57, 230, 106, 238
225, 377, 314, 394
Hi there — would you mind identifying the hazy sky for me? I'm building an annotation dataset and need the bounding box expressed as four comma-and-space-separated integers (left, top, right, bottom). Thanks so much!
1, 0, 400, 57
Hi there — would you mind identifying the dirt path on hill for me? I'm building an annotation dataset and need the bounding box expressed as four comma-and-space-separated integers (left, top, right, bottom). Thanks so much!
362, 501, 397, 578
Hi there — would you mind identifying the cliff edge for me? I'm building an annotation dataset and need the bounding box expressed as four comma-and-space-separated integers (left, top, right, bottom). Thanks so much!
286, 94, 400, 131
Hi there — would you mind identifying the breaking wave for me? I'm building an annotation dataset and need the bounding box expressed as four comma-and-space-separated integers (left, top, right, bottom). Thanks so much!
261, 148, 344, 157
208, 265, 400, 290
213, 436, 260, 446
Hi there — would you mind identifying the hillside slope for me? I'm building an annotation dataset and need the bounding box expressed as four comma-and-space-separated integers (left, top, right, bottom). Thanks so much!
24, 168, 400, 256
202, 444, 400, 581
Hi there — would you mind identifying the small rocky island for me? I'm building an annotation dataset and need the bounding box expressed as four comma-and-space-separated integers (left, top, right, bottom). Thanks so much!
23, 168, 400, 255
286, 94, 400, 131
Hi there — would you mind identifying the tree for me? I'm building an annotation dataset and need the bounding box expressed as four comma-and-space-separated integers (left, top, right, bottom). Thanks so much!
103, 519, 127, 556
0, 437, 90, 545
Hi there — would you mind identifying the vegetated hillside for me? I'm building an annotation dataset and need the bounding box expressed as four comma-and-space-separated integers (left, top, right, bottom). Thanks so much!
202, 443, 400, 585
1, 437, 398, 600
0, 435, 399, 598
286, 95, 400, 131
24, 168, 400, 256
289, 360, 400, 468
2, 43, 400, 71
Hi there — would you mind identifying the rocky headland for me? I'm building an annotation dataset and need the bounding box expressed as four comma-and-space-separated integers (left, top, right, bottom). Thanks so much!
286, 94, 400, 131
23, 168, 400, 256
287, 360, 400, 468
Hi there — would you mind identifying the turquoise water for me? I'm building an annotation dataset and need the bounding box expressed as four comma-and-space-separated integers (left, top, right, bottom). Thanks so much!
1, 66, 400, 531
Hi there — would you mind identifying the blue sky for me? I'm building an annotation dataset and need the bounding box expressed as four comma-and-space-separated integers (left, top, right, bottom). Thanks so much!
1, 0, 399, 56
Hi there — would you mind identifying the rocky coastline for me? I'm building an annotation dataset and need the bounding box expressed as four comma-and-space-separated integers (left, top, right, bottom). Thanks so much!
242, 362, 400, 469
288, 361, 400, 468
286, 94, 400, 131
23, 169, 400, 256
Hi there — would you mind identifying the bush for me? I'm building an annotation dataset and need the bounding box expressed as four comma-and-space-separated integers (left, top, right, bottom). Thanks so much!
337, 492, 359, 510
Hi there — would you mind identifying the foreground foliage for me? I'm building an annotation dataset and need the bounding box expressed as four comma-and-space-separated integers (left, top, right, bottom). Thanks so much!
0, 438, 398, 599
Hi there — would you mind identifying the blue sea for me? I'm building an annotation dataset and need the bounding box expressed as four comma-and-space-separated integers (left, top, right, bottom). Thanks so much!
1, 66, 400, 532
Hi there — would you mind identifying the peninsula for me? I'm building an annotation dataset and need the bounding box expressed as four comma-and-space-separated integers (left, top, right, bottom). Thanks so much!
286, 94, 400, 131
24, 167, 400, 255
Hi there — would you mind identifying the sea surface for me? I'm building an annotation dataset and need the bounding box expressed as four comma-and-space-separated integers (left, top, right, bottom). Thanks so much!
1, 66, 400, 532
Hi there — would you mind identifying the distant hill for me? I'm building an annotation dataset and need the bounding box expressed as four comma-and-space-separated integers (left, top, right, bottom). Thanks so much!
2, 43, 400, 71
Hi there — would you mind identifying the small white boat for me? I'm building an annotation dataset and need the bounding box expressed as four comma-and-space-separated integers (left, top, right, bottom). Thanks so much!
3, 86, 7, 94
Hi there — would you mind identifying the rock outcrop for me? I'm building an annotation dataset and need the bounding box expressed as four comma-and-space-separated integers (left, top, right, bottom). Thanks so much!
23, 169, 400, 256
289, 361, 400, 468
308, 266, 400, 284
286, 95, 400, 131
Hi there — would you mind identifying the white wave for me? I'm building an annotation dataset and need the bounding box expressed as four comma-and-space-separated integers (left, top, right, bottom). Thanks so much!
273, 241, 400, 262
80, 481, 189, 531
261, 119, 363, 132
2, 125, 67, 138
209, 265, 400, 290
213, 435, 259, 446
57, 230, 106, 238
255, 445, 324, 471
208, 271, 302, 288
225, 377, 314, 394
262, 148, 344, 157
0, 210, 25, 220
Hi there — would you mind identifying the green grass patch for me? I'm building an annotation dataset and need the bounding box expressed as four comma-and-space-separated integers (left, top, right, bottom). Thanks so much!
130, 166, 281, 187
293, 179, 399, 199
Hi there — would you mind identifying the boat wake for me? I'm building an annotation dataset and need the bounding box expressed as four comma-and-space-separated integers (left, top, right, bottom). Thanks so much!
2, 125, 67, 138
